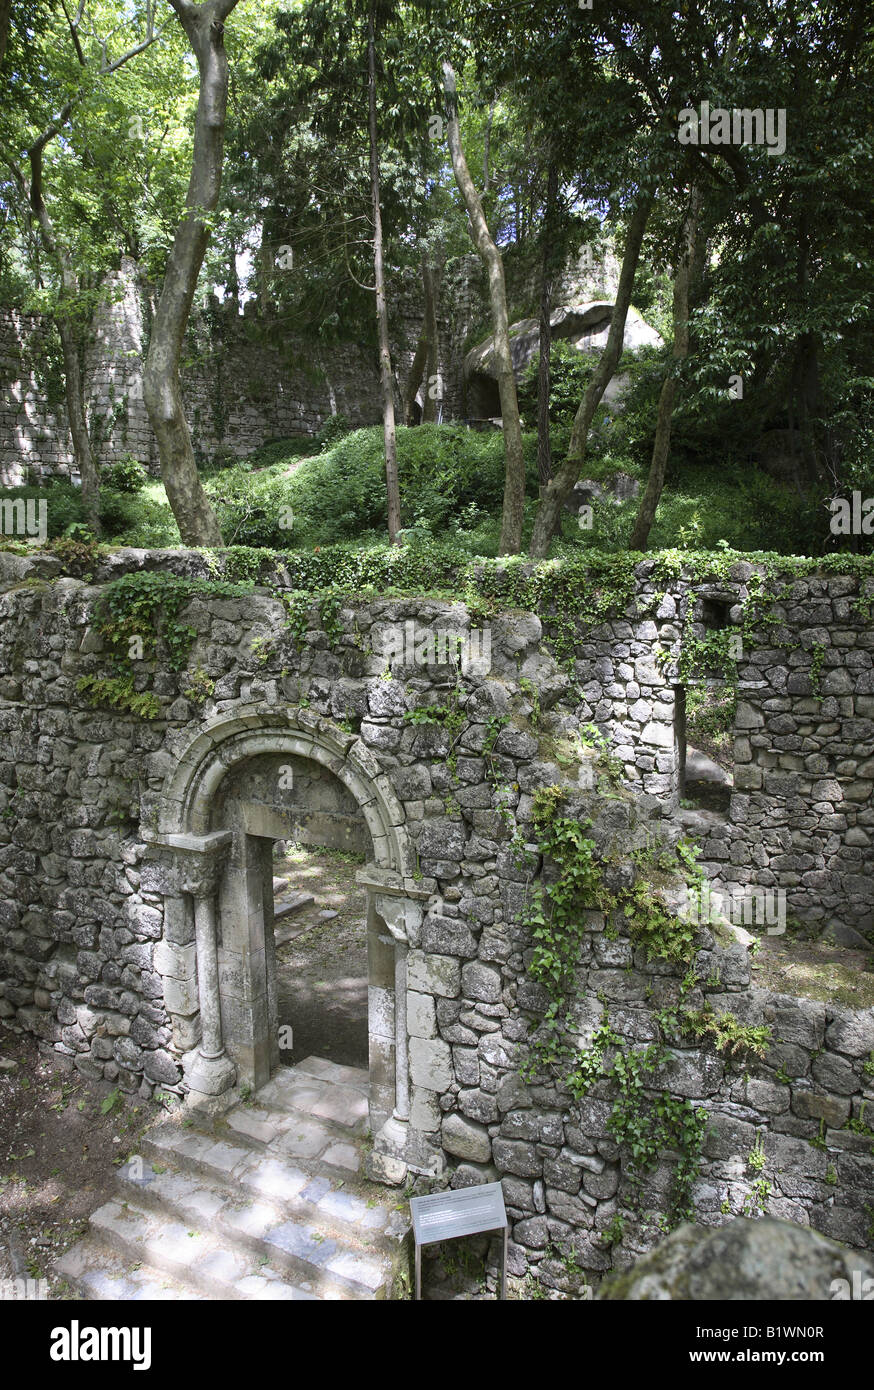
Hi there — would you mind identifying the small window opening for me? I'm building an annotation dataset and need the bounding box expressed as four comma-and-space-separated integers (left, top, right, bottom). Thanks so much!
701, 597, 731, 630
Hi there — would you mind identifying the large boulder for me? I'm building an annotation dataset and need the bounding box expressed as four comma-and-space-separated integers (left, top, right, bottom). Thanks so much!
464, 302, 662, 419
599, 1217, 874, 1301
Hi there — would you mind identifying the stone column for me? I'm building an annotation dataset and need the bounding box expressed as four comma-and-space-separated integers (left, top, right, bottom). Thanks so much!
193, 894, 223, 1060
163, 831, 236, 1101
356, 867, 435, 1182
392, 938, 410, 1121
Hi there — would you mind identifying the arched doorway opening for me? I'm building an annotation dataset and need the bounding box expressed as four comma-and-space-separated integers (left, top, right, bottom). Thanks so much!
149, 706, 430, 1176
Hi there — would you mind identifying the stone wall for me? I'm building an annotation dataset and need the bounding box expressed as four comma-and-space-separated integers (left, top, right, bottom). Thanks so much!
566, 558, 874, 940
0, 310, 73, 485
0, 548, 872, 1287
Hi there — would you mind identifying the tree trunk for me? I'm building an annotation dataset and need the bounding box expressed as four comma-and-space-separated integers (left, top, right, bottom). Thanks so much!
57, 313, 100, 531
628, 190, 700, 551
404, 257, 439, 425
483, 99, 495, 192
404, 336, 428, 425
443, 60, 525, 555
368, 10, 401, 543
528, 195, 652, 558
143, 0, 241, 547
421, 261, 440, 423
22, 149, 100, 531
536, 161, 559, 491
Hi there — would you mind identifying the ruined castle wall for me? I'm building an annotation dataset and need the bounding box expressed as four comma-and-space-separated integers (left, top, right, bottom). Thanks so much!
0, 256, 485, 487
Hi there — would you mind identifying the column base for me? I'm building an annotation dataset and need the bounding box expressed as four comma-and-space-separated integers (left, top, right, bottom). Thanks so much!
366, 1116, 447, 1186
186, 1049, 237, 1098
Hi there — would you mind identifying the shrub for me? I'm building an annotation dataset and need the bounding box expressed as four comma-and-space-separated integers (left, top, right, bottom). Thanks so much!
204, 464, 298, 547
283, 423, 540, 545
518, 339, 596, 429
244, 436, 319, 469
0, 482, 85, 538
558, 462, 826, 555
99, 489, 180, 548
101, 455, 148, 493
315, 413, 352, 450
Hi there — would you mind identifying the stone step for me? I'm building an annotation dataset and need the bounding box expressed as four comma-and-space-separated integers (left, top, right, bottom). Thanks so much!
117, 1153, 407, 1257
272, 876, 289, 894
274, 891, 315, 921
87, 1196, 392, 1300
56, 1238, 209, 1301
143, 1097, 366, 1186
55, 1057, 411, 1302
86, 1200, 337, 1295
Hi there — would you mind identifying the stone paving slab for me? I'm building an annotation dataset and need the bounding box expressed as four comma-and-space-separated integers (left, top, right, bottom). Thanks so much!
274, 891, 315, 921
221, 1199, 278, 1242
235, 1275, 319, 1300
270, 1115, 336, 1160
226, 1106, 287, 1144
324, 1247, 389, 1294
240, 1155, 311, 1204
322, 1141, 361, 1172
262, 1219, 338, 1269
293, 1056, 369, 1092
253, 1073, 326, 1110
310, 1085, 369, 1129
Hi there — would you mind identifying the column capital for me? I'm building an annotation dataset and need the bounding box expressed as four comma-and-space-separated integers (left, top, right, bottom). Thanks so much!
163, 831, 233, 855
149, 830, 233, 896
373, 893, 423, 947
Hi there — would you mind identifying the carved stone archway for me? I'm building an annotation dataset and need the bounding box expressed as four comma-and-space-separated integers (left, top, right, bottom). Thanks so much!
147, 705, 433, 1179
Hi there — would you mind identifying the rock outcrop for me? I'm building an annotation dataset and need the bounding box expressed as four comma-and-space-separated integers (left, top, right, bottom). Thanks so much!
599, 1216, 874, 1300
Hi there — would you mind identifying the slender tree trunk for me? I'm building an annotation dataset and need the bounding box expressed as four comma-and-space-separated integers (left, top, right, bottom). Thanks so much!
143, 0, 241, 547
483, 98, 495, 192
57, 313, 100, 530
628, 191, 700, 551
537, 161, 559, 491
20, 151, 100, 530
421, 261, 440, 423
404, 337, 428, 425
443, 60, 525, 555
368, 10, 401, 543
0, 0, 11, 71
528, 195, 652, 558
404, 258, 439, 425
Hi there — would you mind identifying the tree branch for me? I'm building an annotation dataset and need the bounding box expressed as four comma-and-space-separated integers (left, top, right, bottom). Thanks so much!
60, 0, 86, 65
167, 0, 198, 22
213, 0, 242, 22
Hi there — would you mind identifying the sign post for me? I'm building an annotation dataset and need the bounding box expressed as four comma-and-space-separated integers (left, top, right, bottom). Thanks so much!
409, 1182, 509, 1300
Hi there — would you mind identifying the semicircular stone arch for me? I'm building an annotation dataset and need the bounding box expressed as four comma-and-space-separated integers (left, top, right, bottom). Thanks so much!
151, 705, 430, 1179
158, 704, 411, 873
